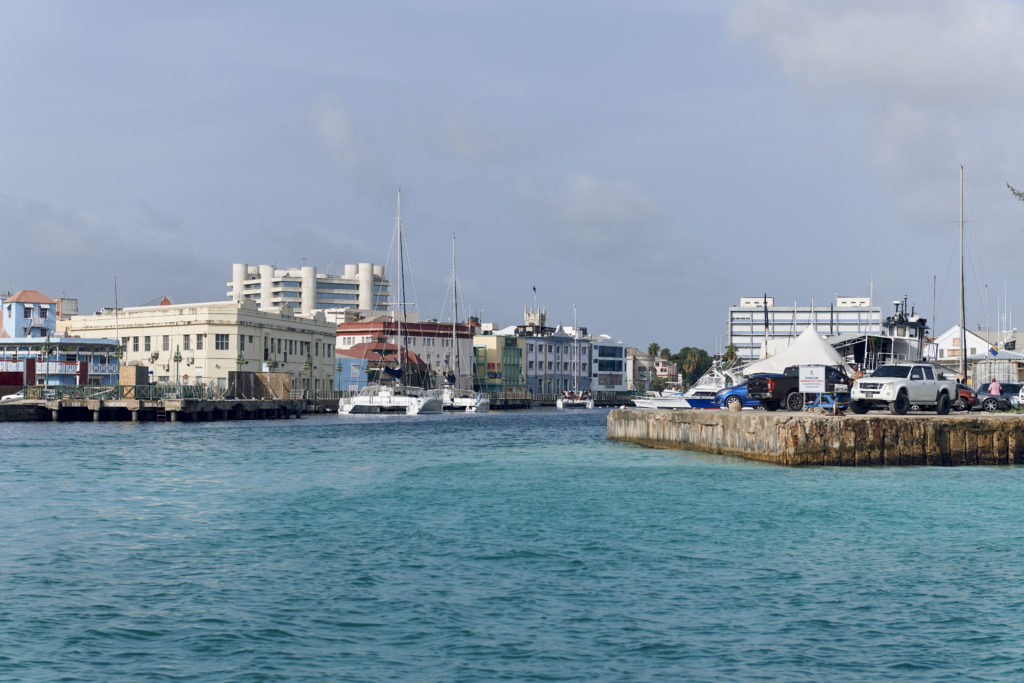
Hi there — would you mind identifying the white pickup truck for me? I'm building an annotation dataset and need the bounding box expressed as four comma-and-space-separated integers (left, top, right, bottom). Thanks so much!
850, 363, 955, 415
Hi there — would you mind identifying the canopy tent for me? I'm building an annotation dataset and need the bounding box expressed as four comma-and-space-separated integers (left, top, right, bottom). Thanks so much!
741, 326, 852, 376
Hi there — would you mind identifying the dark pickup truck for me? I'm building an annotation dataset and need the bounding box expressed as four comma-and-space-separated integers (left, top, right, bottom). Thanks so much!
746, 365, 853, 411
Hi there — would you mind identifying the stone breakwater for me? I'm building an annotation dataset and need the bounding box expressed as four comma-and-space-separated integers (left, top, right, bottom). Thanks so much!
607, 408, 1024, 466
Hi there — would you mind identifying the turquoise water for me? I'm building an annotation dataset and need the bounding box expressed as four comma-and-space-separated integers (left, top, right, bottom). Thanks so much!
4, 408, 1024, 681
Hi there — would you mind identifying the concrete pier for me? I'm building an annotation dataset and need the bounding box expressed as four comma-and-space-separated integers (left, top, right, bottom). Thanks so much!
607, 408, 1024, 467
0, 398, 308, 423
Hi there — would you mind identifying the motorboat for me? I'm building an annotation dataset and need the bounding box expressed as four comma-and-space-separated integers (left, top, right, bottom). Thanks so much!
631, 362, 733, 410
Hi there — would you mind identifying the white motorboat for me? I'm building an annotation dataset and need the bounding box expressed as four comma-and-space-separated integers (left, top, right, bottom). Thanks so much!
631, 362, 734, 410
340, 384, 443, 415
631, 389, 690, 409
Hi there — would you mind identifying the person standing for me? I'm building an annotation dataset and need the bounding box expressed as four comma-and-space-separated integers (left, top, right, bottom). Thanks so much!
988, 377, 1002, 396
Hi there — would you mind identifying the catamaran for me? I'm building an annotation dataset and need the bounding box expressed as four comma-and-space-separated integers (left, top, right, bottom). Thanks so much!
437, 234, 489, 412
556, 306, 594, 409
339, 189, 442, 416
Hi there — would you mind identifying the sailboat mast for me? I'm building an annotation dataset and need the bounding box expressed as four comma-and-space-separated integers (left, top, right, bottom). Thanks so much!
451, 234, 459, 380
573, 305, 578, 392
396, 188, 405, 380
959, 165, 967, 379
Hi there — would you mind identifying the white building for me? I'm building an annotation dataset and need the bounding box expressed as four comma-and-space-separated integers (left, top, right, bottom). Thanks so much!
591, 335, 628, 391
69, 300, 336, 393
227, 262, 391, 315
728, 296, 882, 362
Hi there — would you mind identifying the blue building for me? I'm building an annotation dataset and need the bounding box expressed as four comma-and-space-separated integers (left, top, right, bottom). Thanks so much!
335, 349, 369, 391
1, 289, 59, 338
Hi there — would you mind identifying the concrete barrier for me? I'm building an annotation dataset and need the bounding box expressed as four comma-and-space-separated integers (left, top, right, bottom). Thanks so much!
607, 408, 1024, 466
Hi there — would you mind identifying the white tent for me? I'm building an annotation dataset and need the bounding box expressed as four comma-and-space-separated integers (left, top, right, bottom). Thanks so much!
741, 326, 852, 376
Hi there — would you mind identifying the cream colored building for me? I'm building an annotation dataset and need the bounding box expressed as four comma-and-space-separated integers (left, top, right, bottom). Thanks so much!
68, 300, 336, 393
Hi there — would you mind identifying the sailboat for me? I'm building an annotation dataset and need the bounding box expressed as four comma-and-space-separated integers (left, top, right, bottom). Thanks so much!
556, 306, 594, 409
437, 235, 489, 412
339, 190, 443, 416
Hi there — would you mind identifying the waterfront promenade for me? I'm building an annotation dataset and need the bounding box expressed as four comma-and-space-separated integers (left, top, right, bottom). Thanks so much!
608, 408, 1024, 466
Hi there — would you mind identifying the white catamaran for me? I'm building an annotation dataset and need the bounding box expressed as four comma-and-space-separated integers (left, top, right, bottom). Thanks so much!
556, 306, 594, 409
339, 189, 442, 416
437, 234, 489, 412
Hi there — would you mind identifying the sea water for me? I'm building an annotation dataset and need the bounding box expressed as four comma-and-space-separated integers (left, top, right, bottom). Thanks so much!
3, 408, 1024, 681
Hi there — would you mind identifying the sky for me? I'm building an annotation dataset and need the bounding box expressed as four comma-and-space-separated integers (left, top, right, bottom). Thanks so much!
2, 1, 1023, 352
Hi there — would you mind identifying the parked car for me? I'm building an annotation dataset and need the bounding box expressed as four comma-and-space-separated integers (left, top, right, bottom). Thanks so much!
849, 363, 955, 414
714, 380, 762, 410
952, 383, 977, 411
973, 381, 1021, 411
0, 389, 25, 403
747, 365, 851, 411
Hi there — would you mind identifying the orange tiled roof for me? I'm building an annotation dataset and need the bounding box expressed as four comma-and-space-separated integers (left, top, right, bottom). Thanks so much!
4, 289, 57, 304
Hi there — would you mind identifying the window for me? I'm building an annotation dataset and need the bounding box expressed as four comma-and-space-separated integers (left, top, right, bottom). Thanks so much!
132, 337, 139, 352
547, 361, 553, 370
23, 307, 31, 318
215, 334, 229, 350
547, 345, 552, 353
910, 367, 923, 380
39, 308, 48, 319
528, 361, 534, 369
196, 335, 204, 351
184, 335, 191, 350
239, 335, 245, 351
248, 335, 253, 344
162, 335, 170, 351
144, 337, 151, 352
527, 343, 533, 352
923, 366, 934, 380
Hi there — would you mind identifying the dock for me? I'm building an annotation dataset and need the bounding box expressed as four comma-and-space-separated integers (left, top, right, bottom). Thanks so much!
0, 397, 307, 422
607, 408, 1024, 466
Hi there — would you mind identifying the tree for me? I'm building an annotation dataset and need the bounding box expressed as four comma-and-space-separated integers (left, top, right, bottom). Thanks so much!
660, 348, 671, 360
723, 344, 739, 364
671, 346, 712, 387
647, 342, 661, 359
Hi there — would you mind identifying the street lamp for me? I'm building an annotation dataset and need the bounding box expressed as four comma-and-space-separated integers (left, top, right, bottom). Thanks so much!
173, 346, 183, 385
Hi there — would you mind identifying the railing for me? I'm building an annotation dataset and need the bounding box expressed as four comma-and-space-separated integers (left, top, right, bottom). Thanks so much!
23, 385, 214, 400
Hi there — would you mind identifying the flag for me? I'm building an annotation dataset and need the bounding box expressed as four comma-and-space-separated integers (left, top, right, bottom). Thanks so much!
989, 346, 998, 357
532, 286, 536, 294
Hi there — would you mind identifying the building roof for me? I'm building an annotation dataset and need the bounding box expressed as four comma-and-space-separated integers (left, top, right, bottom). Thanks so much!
158, 296, 173, 306
4, 289, 57, 304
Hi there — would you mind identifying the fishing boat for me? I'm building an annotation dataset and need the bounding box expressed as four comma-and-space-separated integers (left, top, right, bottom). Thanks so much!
339, 189, 442, 416
556, 307, 594, 409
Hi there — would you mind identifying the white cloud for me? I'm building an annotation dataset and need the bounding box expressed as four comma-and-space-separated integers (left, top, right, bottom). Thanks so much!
728, 0, 1024, 237
310, 95, 394, 197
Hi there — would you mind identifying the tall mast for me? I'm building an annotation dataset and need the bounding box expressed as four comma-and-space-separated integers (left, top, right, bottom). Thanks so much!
959, 165, 967, 379
573, 305, 578, 392
451, 233, 459, 380
396, 188, 405, 380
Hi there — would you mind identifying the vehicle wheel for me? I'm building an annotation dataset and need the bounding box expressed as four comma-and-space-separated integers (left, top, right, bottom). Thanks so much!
850, 400, 869, 414
785, 392, 804, 411
725, 395, 742, 410
763, 400, 780, 411
984, 397, 998, 412
953, 397, 968, 411
889, 392, 910, 415
935, 393, 950, 415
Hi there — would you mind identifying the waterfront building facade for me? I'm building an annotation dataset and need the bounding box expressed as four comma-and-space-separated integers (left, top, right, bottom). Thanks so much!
521, 326, 592, 394
1, 289, 60, 338
0, 337, 120, 393
334, 350, 370, 392
728, 296, 882, 362
625, 349, 656, 392
335, 314, 476, 381
472, 333, 525, 394
69, 300, 336, 393
591, 336, 628, 391
227, 262, 391, 315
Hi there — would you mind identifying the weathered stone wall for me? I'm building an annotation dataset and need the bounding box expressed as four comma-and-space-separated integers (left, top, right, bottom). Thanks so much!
607, 409, 1024, 466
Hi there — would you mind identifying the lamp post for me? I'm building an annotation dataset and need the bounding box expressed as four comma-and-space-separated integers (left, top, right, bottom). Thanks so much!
173, 346, 182, 385
303, 355, 312, 399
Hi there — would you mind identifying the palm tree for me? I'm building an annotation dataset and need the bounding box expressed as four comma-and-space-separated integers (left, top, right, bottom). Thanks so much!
647, 342, 661, 358
723, 344, 739, 364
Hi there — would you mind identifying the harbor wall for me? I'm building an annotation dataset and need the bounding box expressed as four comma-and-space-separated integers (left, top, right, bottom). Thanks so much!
607, 409, 1024, 466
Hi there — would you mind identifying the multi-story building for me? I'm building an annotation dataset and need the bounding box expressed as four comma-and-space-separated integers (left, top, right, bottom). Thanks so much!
591, 336, 628, 391
520, 327, 591, 394
728, 296, 882, 362
625, 349, 656, 392
68, 299, 336, 393
0, 337, 120, 392
335, 314, 477, 382
472, 333, 525, 394
227, 262, 391, 315
1, 289, 60, 338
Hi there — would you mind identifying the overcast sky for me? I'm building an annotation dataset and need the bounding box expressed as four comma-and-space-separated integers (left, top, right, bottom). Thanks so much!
2, 1, 1023, 352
